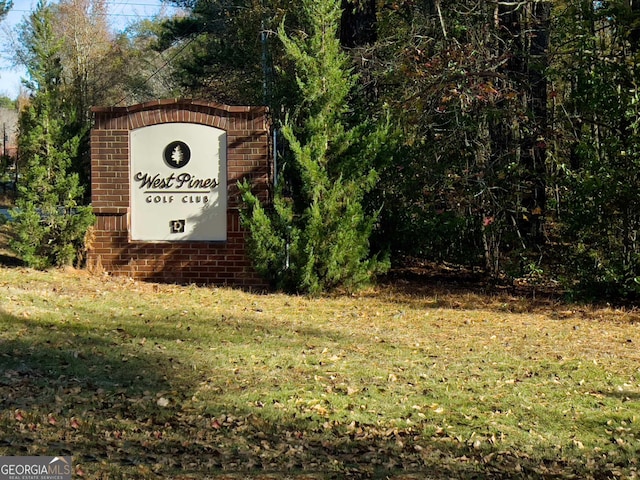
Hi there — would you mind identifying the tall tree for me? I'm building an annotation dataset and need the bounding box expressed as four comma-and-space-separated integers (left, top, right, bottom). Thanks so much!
497, 1, 551, 244
13, 0, 123, 107
10, 0, 94, 269
110, 18, 181, 105
549, 0, 640, 297
240, 0, 390, 293
365, 0, 551, 276
52, 0, 111, 118
155, 0, 289, 105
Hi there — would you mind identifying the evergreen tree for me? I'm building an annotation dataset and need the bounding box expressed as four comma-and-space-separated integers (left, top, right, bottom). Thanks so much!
240, 0, 390, 294
10, 0, 94, 269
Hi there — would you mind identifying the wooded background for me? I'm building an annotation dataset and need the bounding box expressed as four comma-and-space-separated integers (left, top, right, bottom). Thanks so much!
4, 0, 640, 298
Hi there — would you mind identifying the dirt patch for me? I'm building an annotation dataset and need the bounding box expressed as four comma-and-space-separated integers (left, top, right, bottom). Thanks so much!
380, 256, 565, 304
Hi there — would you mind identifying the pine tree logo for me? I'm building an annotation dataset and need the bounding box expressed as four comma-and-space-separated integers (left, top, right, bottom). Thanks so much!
164, 141, 191, 168
171, 145, 184, 165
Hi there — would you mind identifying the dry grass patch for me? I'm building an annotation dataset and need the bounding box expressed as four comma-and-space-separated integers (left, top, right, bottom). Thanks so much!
1, 267, 640, 479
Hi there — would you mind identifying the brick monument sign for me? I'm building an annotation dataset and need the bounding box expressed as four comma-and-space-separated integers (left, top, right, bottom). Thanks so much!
88, 99, 270, 287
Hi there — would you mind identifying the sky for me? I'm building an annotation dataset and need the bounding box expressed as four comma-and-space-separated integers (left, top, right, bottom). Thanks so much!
0, 0, 182, 98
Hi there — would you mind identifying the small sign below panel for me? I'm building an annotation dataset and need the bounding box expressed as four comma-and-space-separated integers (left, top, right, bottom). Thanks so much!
130, 123, 227, 241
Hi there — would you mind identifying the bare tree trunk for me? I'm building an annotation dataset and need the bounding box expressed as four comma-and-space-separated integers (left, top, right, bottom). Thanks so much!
498, 1, 550, 245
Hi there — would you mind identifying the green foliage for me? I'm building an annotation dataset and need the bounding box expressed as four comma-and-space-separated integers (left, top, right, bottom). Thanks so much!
548, 0, 640, 298
238, 191, 289, 287
0, 95, 15, 109
241, 0, 389, 294
9, 0, 94, 269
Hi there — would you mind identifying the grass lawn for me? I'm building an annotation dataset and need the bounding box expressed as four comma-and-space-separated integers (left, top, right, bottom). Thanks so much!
1, 258, 640, 478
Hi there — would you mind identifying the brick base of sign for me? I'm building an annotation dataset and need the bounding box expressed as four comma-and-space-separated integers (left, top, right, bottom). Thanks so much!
88, 99, 270, 288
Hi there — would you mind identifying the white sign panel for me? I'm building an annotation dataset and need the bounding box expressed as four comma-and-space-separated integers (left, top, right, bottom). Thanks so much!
130, 123, 227, 241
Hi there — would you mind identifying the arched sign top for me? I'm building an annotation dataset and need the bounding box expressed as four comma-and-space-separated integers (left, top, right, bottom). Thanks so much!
92, 98, 267, 116
92, 99, 268, 133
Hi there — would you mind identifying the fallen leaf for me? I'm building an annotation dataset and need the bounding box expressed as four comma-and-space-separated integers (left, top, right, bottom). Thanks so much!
347, 386, 360, 396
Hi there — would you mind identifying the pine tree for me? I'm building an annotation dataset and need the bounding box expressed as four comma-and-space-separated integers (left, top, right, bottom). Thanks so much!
10, 0, 94, 269
240, 0, 390, 294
